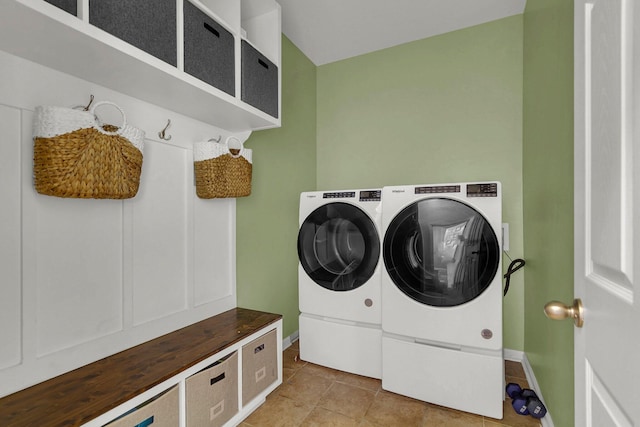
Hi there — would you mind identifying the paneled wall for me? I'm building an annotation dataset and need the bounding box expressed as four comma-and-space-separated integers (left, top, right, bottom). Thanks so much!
0, 50, 239, 397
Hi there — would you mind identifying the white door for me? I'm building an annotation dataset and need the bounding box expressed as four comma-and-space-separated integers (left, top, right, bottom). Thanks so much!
573, 0, 639, 426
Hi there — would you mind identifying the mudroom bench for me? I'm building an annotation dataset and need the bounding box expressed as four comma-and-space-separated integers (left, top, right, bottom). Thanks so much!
0, 308, 283, 427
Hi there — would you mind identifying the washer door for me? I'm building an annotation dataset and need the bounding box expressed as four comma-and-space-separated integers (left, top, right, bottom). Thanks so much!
298, 202, 380, 291
383, 198, 499, 307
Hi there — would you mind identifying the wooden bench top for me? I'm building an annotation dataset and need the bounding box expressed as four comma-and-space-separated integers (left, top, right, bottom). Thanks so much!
0, 307, 282, 427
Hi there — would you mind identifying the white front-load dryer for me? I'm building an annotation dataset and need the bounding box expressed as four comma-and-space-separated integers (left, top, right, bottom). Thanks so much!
380, 182, 504, 418
298, 189, 382, 378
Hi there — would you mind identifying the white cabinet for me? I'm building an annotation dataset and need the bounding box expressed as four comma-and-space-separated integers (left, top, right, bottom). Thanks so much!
0, 309, 283, 427
93, 319, 283, 427
0, 0, 281, 132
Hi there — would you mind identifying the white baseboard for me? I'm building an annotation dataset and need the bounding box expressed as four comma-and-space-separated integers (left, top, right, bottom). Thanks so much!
503, 348, 525, 362
282, 330, 299, 350
504, 348, 555, 427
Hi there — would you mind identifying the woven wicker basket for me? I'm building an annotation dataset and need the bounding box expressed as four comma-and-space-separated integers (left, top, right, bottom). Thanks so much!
33, 102, 145, 199
193, 136, 252, 199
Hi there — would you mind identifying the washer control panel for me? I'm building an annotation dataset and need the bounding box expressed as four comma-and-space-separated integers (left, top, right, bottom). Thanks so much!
467, 183, 498, 197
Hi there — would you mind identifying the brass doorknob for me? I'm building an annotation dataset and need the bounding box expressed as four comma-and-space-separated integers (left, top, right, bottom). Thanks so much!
544, 298, 584, 328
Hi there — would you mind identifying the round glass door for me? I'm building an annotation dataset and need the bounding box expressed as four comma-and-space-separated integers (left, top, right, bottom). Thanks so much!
383, 198, 499, 307
298, 202, 380, 291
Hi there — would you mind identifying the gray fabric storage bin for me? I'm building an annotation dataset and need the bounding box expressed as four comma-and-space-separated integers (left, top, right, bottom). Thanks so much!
183, 1, 235, 96
241, 41, 278, 118
44, 0, 77, 15
89, 0, 177, 66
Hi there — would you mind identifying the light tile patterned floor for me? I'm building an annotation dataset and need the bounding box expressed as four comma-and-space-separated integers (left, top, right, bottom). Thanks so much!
241, 341, 543, 427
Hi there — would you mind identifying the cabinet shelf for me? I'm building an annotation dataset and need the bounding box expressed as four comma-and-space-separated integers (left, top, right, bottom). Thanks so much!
0, 0, 281, 132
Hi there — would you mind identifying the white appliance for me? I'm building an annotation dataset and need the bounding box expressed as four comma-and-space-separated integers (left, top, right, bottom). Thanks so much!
380, 182, 503, 418
297, 189, 383, 378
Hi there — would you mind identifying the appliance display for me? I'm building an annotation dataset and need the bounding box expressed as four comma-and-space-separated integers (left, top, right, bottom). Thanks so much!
380, 182, 503, 418
297, 189, 383, 378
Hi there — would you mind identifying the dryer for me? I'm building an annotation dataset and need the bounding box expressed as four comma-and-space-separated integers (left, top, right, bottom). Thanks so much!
297, 189, 382, 378
381, 182, 503, 418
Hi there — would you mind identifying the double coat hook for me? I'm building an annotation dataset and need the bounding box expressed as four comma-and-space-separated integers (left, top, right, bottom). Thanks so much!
159, 119, 172, 141
83, 94, 95, 111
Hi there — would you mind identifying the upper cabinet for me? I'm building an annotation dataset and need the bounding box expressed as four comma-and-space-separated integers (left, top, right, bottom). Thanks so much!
0, 0, 281, 132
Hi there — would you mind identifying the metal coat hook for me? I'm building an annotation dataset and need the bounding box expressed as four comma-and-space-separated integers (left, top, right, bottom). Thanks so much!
208, 135, 222, 143
83, 94, 95, 111
159, 119, 172, 141
73, 94, 95, 111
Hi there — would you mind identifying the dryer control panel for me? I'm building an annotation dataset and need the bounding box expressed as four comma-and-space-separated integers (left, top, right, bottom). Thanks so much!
323, 191, 356, 199
359, 190, 381, 202
415, 185, 460, 194
320, 190, 381, 201
467, 183, 498, 197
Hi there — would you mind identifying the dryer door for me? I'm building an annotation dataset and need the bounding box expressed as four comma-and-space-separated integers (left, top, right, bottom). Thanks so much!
383, 198, 499, 307
298, 202, 380, 291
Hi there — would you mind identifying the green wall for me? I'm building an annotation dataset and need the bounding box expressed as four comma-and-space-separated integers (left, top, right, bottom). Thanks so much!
237, 9, 576, 424
523, 0, 575, 425
236, 35, 316, 338
316, 15, 525, 351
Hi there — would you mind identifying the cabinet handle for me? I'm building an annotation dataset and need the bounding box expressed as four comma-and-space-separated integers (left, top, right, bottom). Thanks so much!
203, 22, 220, 38
210, 372, 226, 385
258, 59, 269, 69
134, 416, 154, 427
254, 343, 265, 353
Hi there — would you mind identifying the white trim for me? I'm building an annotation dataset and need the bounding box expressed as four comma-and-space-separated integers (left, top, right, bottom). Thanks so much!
282, 330, 299, 350
504, 348, 555, 427
503, 348, 525, 362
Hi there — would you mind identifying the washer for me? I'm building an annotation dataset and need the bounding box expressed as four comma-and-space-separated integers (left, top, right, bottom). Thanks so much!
297, 189, 382, 378
381, 182, 503, 418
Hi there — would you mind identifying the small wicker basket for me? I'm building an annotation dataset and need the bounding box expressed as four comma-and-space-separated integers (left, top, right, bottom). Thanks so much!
193, 136, 252, 199
33, 102, 145, 199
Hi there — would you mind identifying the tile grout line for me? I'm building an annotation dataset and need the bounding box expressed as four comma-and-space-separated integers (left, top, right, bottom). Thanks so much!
258, 348, 540, 427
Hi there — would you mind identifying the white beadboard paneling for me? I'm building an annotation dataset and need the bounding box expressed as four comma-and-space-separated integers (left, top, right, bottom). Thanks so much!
194, 198, 235, 305
132, 140, 190, 325
0, 105, 22, 370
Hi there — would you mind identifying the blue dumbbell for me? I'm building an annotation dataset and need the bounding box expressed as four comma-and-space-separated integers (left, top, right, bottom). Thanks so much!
506, 383, 530, 415
505, 383, 547, 418
526, 392, 548, 419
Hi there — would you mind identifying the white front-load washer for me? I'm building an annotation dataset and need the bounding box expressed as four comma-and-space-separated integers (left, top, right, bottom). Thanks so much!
297, 189, 382, 378
381, 182, 504, 418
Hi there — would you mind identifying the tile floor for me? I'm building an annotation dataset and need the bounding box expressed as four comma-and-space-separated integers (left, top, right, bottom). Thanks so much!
241, 341, 543, 427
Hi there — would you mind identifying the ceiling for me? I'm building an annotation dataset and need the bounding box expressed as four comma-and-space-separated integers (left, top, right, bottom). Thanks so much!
278, 0, 527, 66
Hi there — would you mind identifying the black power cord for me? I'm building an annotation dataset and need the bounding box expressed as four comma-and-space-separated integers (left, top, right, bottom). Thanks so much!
503, 258, 525, 296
